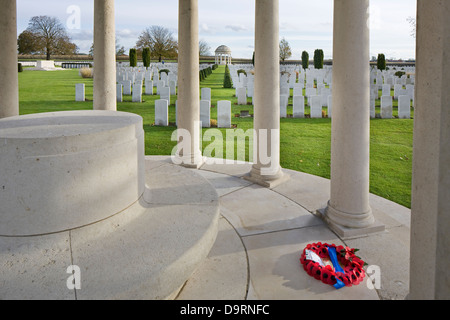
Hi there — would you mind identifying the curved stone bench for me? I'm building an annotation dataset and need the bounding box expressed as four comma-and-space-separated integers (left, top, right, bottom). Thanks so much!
0, 111, 219, 299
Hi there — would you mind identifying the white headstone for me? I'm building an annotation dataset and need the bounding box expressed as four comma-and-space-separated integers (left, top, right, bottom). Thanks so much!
293, 96, 305, 118
132, 82, 142, 103
200, 100, 211, 128
75, 83, 85, 102
237, 87, 247, 105
327, 95, 332, 118
382, 84, 391, 97
155, 99, 169, 126
217, 100, 231, 128
310, 96, 322, 118
116, 84, 123, 102
123, 80, 132, 95
280, 95, 288, 118
370, 98, 376, 119
380, 96, 393, 119
145, 80, 153, 95
160, 87, 171, 105
169, 80, 177, 96
201, 88, 211, 102
398, 95, 411, 119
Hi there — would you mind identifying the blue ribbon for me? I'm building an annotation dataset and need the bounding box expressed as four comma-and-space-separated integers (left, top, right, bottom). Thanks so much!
327, 246, 346, 289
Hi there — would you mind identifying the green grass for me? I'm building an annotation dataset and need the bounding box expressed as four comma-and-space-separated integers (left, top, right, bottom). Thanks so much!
18, 65, 413, 208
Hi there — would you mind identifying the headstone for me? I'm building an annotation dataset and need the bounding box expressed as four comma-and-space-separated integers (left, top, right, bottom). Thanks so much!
310, 96, 322, 118
160, 87, 171, 105
123, 80, 132, 95
237, 87, 247, 105
280, 86, 289, 97
217, 100, 231, 128
155, 99, 169, 126
132, 82, 142, 103
169, 80, 177, 96
293, 86, 303, 97
370, 98, 376, 119
75, 83, 85, 102
200, 100, 211, 128
382, 84, 391, 97
280, 95, 288, 118
201, 88, 211, 102
380, 96, 393, 119
398, 95, 411, 119
116, 84, 123, 102
327, 95, 332, 118
145, 80, 153, 95
293, 96, 305, 118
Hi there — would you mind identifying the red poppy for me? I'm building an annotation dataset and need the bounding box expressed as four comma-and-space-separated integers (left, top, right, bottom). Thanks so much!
300, 242, 366, 289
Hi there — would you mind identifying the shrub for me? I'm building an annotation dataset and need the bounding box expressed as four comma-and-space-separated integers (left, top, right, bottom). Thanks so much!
314, 49, 324, 69
129, 48, 137, 67
301, 51, 309, 70
237, 69, 247, 77
395, 71, 406, 78
159, 69, 170, 76
142, 47, 151, 68
377, 54, 386, 71
223, 64, 233, 88
80, 67, 93, 78
18, 63, 23, 73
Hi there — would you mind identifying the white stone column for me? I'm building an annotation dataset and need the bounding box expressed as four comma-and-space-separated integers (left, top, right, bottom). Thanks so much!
93, 0, 117, 111
0, 0, 19, 118
321, 0, 383, 238
409, 0, 450, 300
176, 0, 203, 168
245, 0, 288, 188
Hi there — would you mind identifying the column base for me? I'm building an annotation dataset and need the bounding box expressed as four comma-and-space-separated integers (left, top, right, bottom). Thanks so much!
172, 153, 205, 169
243, 166, 290, 189
316, 202, 385, 239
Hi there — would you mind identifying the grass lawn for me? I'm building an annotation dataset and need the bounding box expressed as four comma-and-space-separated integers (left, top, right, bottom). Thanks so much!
18, 65, 413, 208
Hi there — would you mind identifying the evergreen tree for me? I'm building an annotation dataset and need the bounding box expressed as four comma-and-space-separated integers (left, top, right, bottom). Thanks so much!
129, 48, 137, 67
142, 47, 151, 68
301, 51, 309, 70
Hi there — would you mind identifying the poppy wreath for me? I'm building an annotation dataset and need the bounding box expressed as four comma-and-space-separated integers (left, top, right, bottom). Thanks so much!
300, 242, 366, 289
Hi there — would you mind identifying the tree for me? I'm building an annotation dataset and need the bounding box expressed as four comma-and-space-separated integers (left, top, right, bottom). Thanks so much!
17, 30, 40, 55
223, 64, 233, 88
89, 41, 126, 57
407, 17, 416, 38
199, 39, 211, 56
23, 16, 76, 60
279, 38, 292, 62
377, 53, 386, 71
314, 49, 324, 69
142, 47, 151, 68
129, 48, 137, 67
301, 51, 309, 70
136, 26, 178, 62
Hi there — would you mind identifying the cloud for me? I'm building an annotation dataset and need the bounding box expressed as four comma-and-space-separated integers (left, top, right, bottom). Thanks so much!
225, 24, 248, 32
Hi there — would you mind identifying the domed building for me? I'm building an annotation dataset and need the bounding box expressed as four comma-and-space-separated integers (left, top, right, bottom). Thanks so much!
215, 45, 232, 65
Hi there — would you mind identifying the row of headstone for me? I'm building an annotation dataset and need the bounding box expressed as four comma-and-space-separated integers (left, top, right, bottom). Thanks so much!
154, 99, 232, 128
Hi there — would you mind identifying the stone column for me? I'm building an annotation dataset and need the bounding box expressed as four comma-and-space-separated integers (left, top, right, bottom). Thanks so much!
244, 0, 288, 188
409, 0, 450, 300
321, 0, 383, 238
93, 0, 117, 111
0, 0, 19, 119
176, 0, 203, 168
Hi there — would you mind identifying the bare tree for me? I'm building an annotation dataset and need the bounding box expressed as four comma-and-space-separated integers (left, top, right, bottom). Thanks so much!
136, 26, 178, 62
25, 16, 74, 60
407, 17, 416, 38
279, 38, 292, 62
199, 39, 211, 56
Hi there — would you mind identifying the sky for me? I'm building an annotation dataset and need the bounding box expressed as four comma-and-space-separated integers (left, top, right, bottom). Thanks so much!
16, 0, 417, 60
